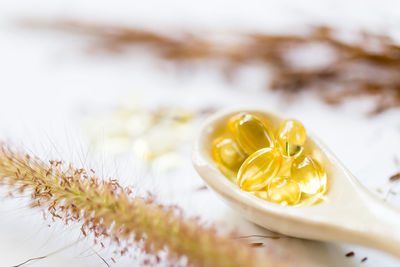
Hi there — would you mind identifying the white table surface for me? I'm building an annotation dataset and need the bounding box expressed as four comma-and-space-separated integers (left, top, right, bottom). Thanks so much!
1, 1, 400, 266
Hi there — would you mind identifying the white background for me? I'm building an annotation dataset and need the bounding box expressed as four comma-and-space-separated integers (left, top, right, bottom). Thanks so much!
1, 1, 400, 266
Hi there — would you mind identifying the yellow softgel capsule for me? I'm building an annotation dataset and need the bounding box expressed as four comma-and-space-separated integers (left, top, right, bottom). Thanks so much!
213, 138, 247, 181
291, 155, 326, 195
228, 113, 274, 155
252, 190, 268, 200
267, 177, 301, 206
277, 119, 306, 157
237, 147, 282, 191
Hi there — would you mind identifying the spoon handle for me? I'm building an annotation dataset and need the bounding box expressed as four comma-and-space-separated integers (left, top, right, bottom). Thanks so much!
344, 196, 400, 258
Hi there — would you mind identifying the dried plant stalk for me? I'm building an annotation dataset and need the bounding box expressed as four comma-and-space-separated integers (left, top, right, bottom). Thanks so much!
23, 20, 400, 113
0, 145, 267, 267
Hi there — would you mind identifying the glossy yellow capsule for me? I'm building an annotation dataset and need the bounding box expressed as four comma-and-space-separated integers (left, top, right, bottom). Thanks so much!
237, 147, 282, 191
276, 157, 293, 177
251, 190, 269, 200
213, 138, 247, 181
267, 177, 301, 206
291, 155, 326, 195
228, 113, 274, 155
277, 119, 306, 157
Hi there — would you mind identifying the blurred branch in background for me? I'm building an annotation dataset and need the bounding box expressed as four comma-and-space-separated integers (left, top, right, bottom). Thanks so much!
21, 19, 400, 114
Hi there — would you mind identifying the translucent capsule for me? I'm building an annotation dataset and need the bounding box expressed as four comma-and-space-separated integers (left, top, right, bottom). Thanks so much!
252, 190, 268, 200
276, 157, 293, 177
267, 177, 301, 206
228, 113, 275, 155
132, 124, 179, 160
213, 138, 247, 181
237, 147, 282, 191
291, 155, 327, 195
277, 119, 306, 157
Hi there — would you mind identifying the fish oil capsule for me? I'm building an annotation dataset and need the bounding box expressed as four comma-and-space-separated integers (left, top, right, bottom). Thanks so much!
276, 157, 293, 177
213, 138, 247, 181
267, 177, 301, 206
291, 155, 326, 195
237, 147, 282, 191
228, 113, 274, 155
252, 190, 269, 200
277, 119, 306, 157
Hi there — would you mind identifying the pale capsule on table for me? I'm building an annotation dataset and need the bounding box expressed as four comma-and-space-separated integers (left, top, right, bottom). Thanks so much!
155, 106, 194, 124
228, 113, 275, 155
291, 155, 327, 195
168, 120, 195, 142
267, 177, 301, 206
237, 147, 282, 191
86, 113, 130, 140
132, 125, 180, 160
124, 112, 154, 137
277, 119, 306, 158
213, 138, 247, 182
85, 113, 132, 154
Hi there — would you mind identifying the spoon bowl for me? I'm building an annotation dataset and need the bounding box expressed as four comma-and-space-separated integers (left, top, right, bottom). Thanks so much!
192, 108, 400, 258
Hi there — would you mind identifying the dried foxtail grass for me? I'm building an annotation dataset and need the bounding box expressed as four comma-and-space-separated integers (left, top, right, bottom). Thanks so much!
0, 145, 268, 266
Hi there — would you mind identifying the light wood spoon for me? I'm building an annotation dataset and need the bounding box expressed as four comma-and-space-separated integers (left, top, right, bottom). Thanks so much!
192, 108, 400, 258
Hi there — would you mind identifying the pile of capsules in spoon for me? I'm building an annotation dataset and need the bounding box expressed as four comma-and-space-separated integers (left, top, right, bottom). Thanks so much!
213, 112, 327, 206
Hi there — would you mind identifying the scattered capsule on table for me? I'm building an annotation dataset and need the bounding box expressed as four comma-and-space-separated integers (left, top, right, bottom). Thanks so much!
277, 119, 306, 158
213, 138, 247, 181
267, 177, 301, 206
291, 155, 327, 195
237, 147, 282, 191
228, 113, 275, 155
